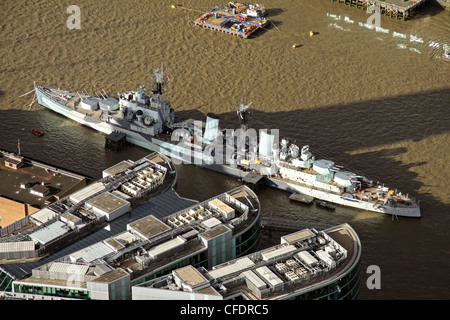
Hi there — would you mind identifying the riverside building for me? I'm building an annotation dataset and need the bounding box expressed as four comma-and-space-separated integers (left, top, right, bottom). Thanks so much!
132, 223, 361, 300
1, 180, 261, 299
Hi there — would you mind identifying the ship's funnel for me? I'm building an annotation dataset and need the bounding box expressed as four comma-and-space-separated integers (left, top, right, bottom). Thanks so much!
259, 131, 275, 158
204, 113, 220, 142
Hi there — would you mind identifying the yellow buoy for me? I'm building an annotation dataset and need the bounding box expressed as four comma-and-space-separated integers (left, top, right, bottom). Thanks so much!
309, 31, 314, 37
171, 4, 177, 9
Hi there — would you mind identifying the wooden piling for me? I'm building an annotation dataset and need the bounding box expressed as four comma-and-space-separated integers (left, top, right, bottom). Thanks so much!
329, 0, 429, 20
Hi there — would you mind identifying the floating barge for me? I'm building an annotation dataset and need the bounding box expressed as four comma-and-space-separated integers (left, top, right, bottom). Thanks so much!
329, 0, 430, 20
289, 193, 314, 204
194, 2, 269, 38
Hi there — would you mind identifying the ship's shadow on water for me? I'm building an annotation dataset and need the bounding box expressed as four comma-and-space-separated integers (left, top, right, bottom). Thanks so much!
415, 0, 447, 18
176, 87, 450, 217
0, 88, 448, 218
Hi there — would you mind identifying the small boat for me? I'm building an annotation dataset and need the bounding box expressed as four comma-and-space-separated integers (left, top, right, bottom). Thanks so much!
289, 193, 314, 204
31, 129, 44, 137
315, 199, 335, 210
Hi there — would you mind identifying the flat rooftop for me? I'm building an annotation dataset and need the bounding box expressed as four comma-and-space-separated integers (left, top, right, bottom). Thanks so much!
174, 265, 209, 288
92, 268, 128, 283
102, 160, 133, 177
128, 215, 171, 240
86, 192, 130, 213
0, 153, 180, 276
0, 187, 197, 280
200, 224, 230, 240
135, 223, 361, 300
0, 150, 88, 209
6, 184, 260, 296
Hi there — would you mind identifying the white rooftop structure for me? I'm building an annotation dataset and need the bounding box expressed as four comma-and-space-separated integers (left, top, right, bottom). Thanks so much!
0, 241, 35, 253
201, 217, 222, 230
316, 250, 336, 268
208, 257, 255, 280
131, 224, 358, 301
255, 266, 283, 287
85, 192, 131, 221
261, 244, 297, 262
296, 250, 319, 267
29, 221, 70, 245
148, 236, 186, 259
69, 181, 106, 204
242, 270, 267, 290
30, 208, 58, 225
69, 242, 115, 263
48, 262, 89, 275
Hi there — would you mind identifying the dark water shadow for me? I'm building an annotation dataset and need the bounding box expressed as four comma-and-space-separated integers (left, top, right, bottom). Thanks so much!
414, 0, 447, 19
266, 8, 284, 17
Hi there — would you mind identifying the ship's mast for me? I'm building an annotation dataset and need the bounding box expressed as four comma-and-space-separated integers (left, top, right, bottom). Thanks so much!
151, 62, 167, 96
236, 100, 252, 132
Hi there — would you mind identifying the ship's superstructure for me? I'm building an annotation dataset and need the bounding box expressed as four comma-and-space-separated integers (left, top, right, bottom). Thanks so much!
33, 67, 420, 218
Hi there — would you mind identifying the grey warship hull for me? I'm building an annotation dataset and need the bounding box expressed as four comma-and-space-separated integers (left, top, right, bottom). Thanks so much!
34, 78, 421, 218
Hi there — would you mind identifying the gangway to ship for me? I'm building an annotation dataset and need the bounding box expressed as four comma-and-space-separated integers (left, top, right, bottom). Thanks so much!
242, 172, 264, 190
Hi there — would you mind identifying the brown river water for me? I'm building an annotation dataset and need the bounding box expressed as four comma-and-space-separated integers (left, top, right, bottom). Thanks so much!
0, 0, 449, 299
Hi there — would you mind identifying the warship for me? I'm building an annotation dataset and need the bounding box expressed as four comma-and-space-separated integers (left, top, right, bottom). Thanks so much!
31, 66, 421, 218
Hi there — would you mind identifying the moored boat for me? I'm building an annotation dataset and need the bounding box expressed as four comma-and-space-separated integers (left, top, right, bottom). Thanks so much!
31, 129, 44, 137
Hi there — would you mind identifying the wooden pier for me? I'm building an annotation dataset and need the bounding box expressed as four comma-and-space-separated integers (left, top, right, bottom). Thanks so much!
329, 0, 430, 20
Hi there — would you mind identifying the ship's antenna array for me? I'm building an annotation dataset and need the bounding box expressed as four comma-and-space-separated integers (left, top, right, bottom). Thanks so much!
150, 62, 169, 95
236, 99, 253, 132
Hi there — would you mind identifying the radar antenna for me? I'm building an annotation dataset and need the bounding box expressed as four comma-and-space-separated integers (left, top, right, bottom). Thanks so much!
151, 62, 168, 95
236, 99, 253, 132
